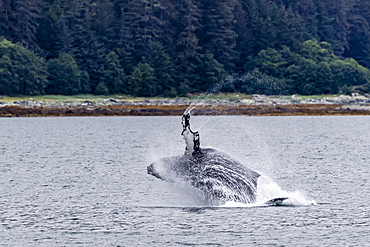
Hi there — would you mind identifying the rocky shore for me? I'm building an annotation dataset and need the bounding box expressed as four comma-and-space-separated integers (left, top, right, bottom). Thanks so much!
1, 94, 370, 117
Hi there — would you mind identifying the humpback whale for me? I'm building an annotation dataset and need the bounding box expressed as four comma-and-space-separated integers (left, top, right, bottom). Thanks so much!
147, 110, 266, 205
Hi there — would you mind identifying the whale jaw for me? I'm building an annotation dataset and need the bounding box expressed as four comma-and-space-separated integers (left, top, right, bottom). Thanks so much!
147, 164, 164, 180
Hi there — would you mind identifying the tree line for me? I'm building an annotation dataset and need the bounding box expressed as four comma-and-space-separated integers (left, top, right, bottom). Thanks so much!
1, 0, 370, 96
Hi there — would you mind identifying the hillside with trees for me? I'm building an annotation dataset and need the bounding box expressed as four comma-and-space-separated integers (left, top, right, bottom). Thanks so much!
1, 0, 370, 96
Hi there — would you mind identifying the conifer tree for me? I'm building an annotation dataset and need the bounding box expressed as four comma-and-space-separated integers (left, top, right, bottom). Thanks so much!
200, 0, 238, 72
270, 5, 310, 51
46, 53, 82, 95
344, 0, 370, 68
144, 40, 175, 95
36, 0, 61, 59
242, 0, 270, 63
286, 0, 319, 38
12, 0, 43, 52
94, 81, 110, 95
194, 53, 227, 91
0, 0, 12, 38
0, 39, 47, 95
100, 51, 126, 94
173, 0, 203, 94
55, 0, 80, 54
129, 61, 156, 96
121, 0, 177, 72
316, 0, 349, 56
93, 0, 116, 49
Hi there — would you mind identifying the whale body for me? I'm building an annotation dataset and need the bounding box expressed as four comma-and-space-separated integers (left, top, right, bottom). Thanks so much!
147, 110, 265, 205
147, 147, 260, 205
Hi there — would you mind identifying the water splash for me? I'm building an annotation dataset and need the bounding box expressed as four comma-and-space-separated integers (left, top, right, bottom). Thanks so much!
220, 174, 316, 207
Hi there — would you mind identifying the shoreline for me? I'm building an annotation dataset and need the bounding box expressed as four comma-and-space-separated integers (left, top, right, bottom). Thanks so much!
1, 94, 370, 117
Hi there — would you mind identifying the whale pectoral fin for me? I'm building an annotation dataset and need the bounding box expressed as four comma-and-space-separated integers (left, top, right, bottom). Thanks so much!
181, 112, 201, 155
264, 197, 288, 206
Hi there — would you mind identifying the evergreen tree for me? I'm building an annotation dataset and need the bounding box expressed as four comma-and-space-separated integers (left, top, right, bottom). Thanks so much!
121, 0, 177, 71
0, 0, 12, 38
37, 0, 64, 59
51, 0, 105, 93
1, 0, 370, 96
173, 0, 203, 94
0, 39, 47, 95
46, 53, 82, 95
288, 0, 319, 38
194, 53, 227, 91
200, 0, 238, 72
241, 0, 272, 70
100, 51, 126, 94
92, 0, 116, 50
79, 70, 91, 94
94, 81, 110, 95
144, 40, 175, 95
270, 5, 310, 51
12, 0, 43, 52
316, 0, 350, 56
129, 61, 156, 96
55, 0, 80, 54
234, 0, 249, 71
343, 0, 370, 68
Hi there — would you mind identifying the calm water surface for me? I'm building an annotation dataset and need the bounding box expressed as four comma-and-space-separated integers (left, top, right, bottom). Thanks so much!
0, 116, 369, 246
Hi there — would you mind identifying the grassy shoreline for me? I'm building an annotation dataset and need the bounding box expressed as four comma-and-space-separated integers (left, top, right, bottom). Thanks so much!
1, 94, 370, 117
0, 93, 339, 103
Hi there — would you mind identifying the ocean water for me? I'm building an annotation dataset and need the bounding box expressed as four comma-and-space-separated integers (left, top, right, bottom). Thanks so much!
0, 115, 369, 246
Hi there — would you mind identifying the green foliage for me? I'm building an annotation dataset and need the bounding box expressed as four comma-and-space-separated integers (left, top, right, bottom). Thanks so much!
129, 62, 157, 96
46, 53, 83, 95
144, 41, 175, 95
1, 0, 370, 96
94, 82, 110, 95
0, 39, 47, 95
201, 0, 239, 72
338, 84, 355, 95
254, 39, 370, 94
100, 51, 126, 94
194, 53, 228, 92
79, 70, 91, 94
12, 0, 43, 52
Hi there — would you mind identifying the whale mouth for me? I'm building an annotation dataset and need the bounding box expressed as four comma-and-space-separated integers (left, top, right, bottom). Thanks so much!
147, 164, 164, 180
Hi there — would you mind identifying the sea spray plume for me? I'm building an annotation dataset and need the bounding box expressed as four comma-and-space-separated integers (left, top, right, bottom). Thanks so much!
181, 71, 286, 120
210, 71, 288, 95
147, 111, 261, 205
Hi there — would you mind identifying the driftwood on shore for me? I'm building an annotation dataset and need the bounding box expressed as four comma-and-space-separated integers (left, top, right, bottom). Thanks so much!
1, 95, 370, 117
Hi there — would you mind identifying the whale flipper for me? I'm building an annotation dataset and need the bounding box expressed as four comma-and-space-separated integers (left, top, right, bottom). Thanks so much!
264, 197, 288, 206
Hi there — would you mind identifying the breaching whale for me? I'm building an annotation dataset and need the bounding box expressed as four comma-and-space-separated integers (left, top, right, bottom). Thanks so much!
147, 110, 260, 205
147, 110, 287, 205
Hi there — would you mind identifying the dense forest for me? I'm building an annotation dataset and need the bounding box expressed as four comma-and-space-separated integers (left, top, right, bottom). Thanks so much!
1, 0, 370, 96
